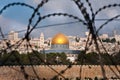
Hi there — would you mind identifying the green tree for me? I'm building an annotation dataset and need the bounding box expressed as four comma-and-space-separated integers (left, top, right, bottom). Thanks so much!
27, 51, 45, 65
102, 38, 116, 43
77, 51, 101, 65
20, 53, 29, 65
85, 52, 99, 65
46, 52, 70, 65
57, 52, 70, 64
113, 52, 120, 65
102, 38, 110, 43
77, 51, 86, 64
46, 53, 57, 64
1, 51, 20, 65
111, 38, 116, 43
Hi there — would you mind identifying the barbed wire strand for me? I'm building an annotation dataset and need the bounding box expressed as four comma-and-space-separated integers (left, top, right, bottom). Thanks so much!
85, 0, 94, 19
97, 15, 120, 34
1, 18, 119, 38
73, 0, 109, 79
97, 36, 120, 78
26, 42, 40, 80
0, 27, 28, 79
27, 41, 67, 79
28, 12, 87, 35
95, 4, 120, 18
89, 2, 120, 77
0, 0, 120, 79
0, 2, 40, 16
26, 0, 48, 36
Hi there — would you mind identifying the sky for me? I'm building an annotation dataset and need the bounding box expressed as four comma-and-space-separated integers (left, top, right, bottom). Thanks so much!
0, 0, 120, 39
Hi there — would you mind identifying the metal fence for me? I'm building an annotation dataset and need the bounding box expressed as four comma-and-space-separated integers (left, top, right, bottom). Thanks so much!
0, 0, 120, 79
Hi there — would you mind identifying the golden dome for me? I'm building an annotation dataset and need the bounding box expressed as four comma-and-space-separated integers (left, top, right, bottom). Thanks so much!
51, 33, 69, 45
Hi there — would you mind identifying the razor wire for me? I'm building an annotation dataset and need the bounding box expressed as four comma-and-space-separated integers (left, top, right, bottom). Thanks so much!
73, 0, 120, 79
0, 0, 120, 79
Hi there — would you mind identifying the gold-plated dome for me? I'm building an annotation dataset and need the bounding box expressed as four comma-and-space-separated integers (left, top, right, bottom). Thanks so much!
51, 33, 69, 45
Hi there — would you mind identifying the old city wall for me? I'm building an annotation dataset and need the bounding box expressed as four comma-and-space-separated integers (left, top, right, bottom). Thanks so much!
0, 65, 120, 80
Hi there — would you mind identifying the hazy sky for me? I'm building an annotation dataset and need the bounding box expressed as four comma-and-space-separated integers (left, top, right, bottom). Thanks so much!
0, 0, 120, 38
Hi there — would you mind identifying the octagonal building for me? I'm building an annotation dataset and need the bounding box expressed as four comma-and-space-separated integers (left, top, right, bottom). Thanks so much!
51, 33, 69, 50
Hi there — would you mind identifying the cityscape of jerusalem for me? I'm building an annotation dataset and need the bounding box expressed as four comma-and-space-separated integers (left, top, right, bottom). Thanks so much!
0, 0, 120, 80
0, 30, 120, 60
0, 30, 119, 79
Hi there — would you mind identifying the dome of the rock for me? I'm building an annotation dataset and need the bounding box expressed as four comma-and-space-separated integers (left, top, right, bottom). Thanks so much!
51, 33, 69, 45
41, 33, 81, 63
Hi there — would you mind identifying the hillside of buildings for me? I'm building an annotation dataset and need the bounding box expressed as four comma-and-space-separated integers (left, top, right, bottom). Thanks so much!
0, 31, 120, 65
0, 31, 120, 54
